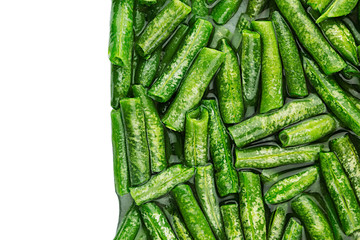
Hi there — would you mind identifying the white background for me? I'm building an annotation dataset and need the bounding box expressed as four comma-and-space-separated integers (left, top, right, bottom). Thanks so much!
0, 1, 118, 239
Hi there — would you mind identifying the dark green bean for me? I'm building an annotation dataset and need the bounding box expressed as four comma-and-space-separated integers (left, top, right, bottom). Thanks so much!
114, 204, 141, 240
216, 39, 244, 124
132, 85, 167, 173
172, 184, 216, 240
111, 109, 129, 196
202, 100, 239, 197
135, 48, 161, 87
136, 0, 191, 57
111, 64, 131, 109
162, 48, 225, 132
129, 164, 195, 205
184, 107, 209, 167
120, 98, 150, 186
211, 0, 243, 25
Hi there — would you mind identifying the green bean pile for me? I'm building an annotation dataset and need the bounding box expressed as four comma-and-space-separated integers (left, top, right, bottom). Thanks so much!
108, 0, 360, 239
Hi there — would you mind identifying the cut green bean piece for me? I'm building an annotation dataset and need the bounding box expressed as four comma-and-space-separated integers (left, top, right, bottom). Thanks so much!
272, 11, 308, 98
136, 0, 191, 57
109, 0, 134, 67
229, 94, 326, 148
275, 0, 346, 75
216, 39, 244, 124
139, 0, 157, 6
320, 152, 360, 235
238, 172, 266, 240
278, 114, 338, 147
246, 0, 269, 18
265, 166, 319, 204
202, 100, 239, 197
134, 6, 146, 36
184, 107, 209, 167
342, 17, 360, 46
291, 194, 334, 240
221, 203, 244, 240
211, 0, 243, 25
268, 204, 287, 240
191, 0, 208, 19
114, 204, 141, 240
209, 25, 232, 49
129, 164, 195, 205
306, 0, 331, 12
330, 134, 360, 202
162, 48, 225, 132
132, 85, 167, 173
111, 64, 131, 109
252, 21, 283, 113
171, 210, 193, 240
236, 145, 323, 169
282, 218, 302, 240
111, 109, 129, 196
158, 24, 189, 74
120, 98, 150, 186
140, 202, 177, 240
135, 48, 161, 87
303, 55, 360, 136
241, 30, 261, 108
195, 165, 225, 239
149, 19, 213, 103
309, 10, 359, 66
172, 184, 216, 240
317, 0, 359, 23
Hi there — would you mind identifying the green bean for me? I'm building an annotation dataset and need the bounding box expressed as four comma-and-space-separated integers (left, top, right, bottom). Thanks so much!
216, 39, 244, 124
136, 0, 191, 57
209, 25, 232, 49
265, 166, 319, 204
134, 6, 146, 37
135, 48, 161, 87
330, 134, 360, 202
139, 202, 177, 240
220, 203, 244, 240
342, 17, 360, 45
275, 0, 346, 75
109, 0, 134, 67
211, 0, 243, 25
120, 98, 150, 186
231, 14, 252, 49
147, 0, 167, 20
238, 171, 266, 240
320, 152, 360, 235
139, 0, 157, 6
195, 165, 225, 239
317, 0, 359, 23
158, 24, 189, 74
132, 85, 167, 173
201, 100, 239, 197
272, 11, 308, 98
191, 0, 208, 20
162, 48, 225, 132
228, 94, 326, 148
111, 109, 129, 196
246, 0, 269, 18
291, 194, 334, 240
306, 0, 331, 12
278, 114, 338, 147
114, 204, 141, 240
241, 30, 261, 108
111, 64, 131, 109
268, 204, 287, 240
129, 164, 195, 205
303, 55, 360, 136
184, 107, 209, 167
235, 144, 323, 169
171, 210, 193, 240
309, 10, 359, 66
281, 218, 302, 240
172, 184, 216, 240
148, 19, 213, 103
252, 21, 283, 113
